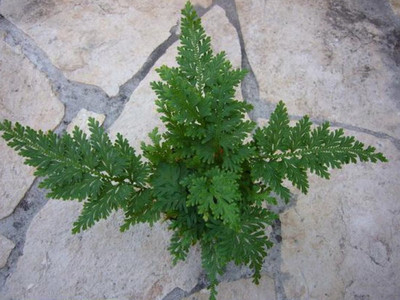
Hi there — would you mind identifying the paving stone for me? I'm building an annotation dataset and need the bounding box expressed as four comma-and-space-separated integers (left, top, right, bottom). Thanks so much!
66, 108, 105, 135
109, 5, 243, 148
184, 275, 276, 300
2, 201, 201, 300
0, 235, 15, 269
236, 0, 400, 138
0, 0, 212, 97
280, 132, 400, 299
390, 0, 400, 15
0, 32, 64, 220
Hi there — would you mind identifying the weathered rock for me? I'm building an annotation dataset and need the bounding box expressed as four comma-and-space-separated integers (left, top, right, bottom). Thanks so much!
0, 0, 212, 96
280, 132, 400, 299
236, 0, 400, 138
109, 5, 243, 147
2, 201, 201, 300
390, 0, 400, 15
66, 108, 105, 135
0, 32, 64, 220
184, 275, 276, 300
0, 235, 15, 269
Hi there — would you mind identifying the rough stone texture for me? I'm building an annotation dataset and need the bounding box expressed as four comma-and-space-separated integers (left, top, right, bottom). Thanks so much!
236, 0, 400, 138
280, 131, 400, 300
0, 235, 14, 269
0, 32, 64, 220
109, 5, 242, 147
0, 0, 212, 97
390, 0, 400, 15
2, 201, 201, 300
184, 275, 276, 300
66, 108, 105, 135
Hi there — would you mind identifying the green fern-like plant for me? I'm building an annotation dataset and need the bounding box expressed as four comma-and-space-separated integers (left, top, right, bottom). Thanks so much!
0, 2, 387, 299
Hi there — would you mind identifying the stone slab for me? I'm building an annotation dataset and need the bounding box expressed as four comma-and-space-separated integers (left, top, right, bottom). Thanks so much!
0, 32, 64, 220
2, 201, 201, 300
0, 235, 15, 269
236, 0, 400, 138
390, 0, 400, 15
280, 131, 400, 299
0, 0, 212, 96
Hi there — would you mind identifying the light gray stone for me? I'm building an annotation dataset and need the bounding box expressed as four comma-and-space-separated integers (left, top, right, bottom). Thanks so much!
280, 132, 400, 299
390, 0, 400, 15
2, 201, 201, 300
0, 0, 212, 96
66, 108, 105, 135
0, 32, 64, 220
236, 0, 400, 138
184, 275, 276, 300
0, 235, 15, 269
109, 5, 243, 148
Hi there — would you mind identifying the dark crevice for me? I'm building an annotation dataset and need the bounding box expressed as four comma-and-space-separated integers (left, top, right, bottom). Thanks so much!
0, 179, 48, 289
0, 14, 173, 130
162, 287, 187, 300
213, 0, 275, 121
0, 3, 216, 130
116, 33, 178, 102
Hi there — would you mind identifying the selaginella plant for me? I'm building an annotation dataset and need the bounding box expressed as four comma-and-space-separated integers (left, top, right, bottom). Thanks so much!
0, 2, 387, 299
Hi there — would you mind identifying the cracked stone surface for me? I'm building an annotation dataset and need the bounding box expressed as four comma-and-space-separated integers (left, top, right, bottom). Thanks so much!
183, 275, 276, 300
2, 201, 201, 300
280, 131, 400, 300
0, 1, 400, 300
236, 0, 400, 138
0, 0, 211, 96
0, 31, 64, 220
0, 235, 14, 269
390, 0, 400, 15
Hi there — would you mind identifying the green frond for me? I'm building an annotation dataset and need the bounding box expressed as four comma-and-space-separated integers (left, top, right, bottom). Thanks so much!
253, 101, 387, 202
0, 118, 151, 234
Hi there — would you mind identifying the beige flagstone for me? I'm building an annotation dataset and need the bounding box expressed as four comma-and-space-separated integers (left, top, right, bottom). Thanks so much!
236, 0, 400, 138
0, 32, 64, 220
0, 0, 213, 97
